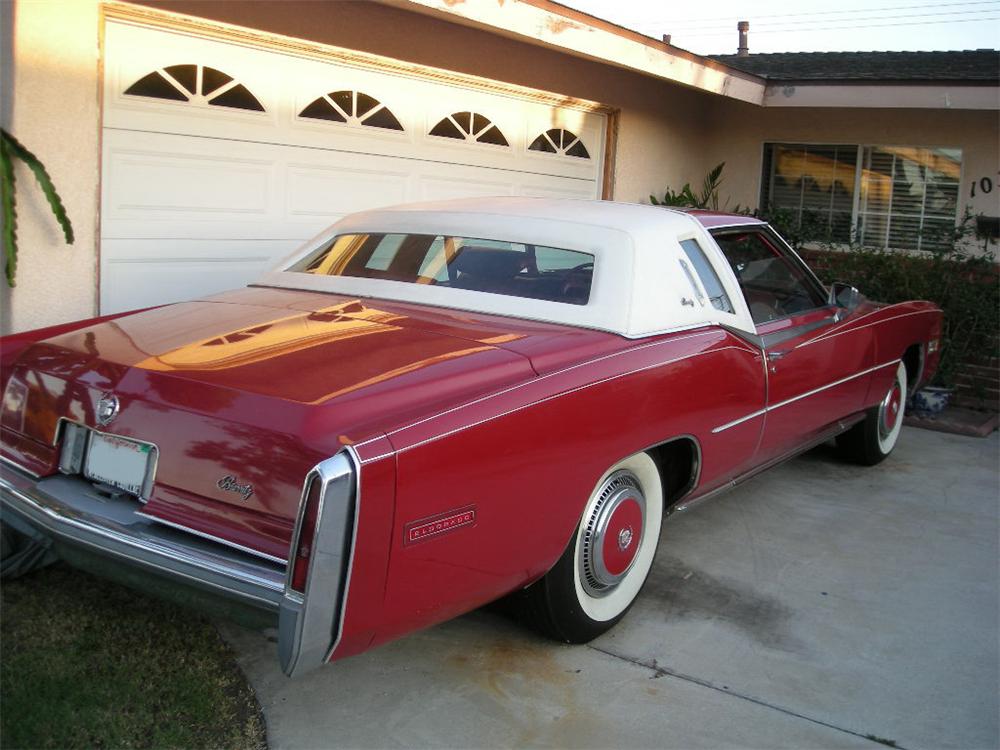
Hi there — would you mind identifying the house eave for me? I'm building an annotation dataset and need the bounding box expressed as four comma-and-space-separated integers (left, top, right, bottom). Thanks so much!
377, 0, 768, 105
762, 82, 1000, 109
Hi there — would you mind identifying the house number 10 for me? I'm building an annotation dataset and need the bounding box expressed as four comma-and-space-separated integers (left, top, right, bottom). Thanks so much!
970, 174, 1000, 197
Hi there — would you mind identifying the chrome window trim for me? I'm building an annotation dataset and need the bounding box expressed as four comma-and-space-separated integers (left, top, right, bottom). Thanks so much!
134, 511, 287, 566
711, 358, 901, 434
759, 313, 838, 349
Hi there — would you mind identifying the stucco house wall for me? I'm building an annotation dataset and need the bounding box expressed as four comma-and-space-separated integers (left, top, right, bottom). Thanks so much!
2, 1, 102, 334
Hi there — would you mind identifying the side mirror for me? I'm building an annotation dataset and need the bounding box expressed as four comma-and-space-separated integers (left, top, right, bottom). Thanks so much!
829, 282, 861, 311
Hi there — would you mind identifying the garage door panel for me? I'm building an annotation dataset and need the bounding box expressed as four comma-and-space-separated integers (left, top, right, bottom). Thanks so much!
101, 237, 292, 265
101, 242, 290, 312
417, 175, 516, 202
101, 21, 607, 314
285, 163, 410, 220
520, 183, 599, 200
105, 150, 273, 219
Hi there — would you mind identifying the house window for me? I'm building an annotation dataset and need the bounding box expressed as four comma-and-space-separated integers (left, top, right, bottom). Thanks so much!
299, 90, 403, 131
761, 143, 962, 251
429, 112, 508, 146
856, 147, 962, 252
123, 64, 265, 112
529, 129, 590, 159
761, 144, 858, 243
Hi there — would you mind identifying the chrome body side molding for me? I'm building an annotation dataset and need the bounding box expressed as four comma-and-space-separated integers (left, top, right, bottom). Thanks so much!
675, 412, 866, 514
711, 359, 900, 434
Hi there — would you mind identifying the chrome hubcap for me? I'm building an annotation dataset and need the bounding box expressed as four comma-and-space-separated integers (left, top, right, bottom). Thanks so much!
879, 380, 903, 441
579, 470, 646, 597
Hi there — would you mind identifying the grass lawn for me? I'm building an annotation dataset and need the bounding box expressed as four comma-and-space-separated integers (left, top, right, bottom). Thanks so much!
1, 563, 266, 749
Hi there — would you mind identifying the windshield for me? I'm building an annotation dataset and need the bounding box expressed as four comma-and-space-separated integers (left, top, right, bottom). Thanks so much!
286, 233, 595, 306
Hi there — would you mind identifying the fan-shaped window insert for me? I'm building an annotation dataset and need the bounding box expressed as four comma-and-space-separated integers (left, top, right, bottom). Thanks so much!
529, 128, 590, 159
298, 90, 403, 131
429, 112, 508, 147
123, 64, 265, 112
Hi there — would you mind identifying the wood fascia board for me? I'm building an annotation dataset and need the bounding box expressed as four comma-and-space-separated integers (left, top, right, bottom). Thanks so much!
763, 82, 1000, 110
380, 0, 767, 105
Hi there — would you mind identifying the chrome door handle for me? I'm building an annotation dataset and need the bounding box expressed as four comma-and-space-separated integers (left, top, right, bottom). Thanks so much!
767, 350, 789, 361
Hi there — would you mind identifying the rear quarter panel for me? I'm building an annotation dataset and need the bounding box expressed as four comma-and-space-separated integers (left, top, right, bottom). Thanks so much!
362, 326, 767, 649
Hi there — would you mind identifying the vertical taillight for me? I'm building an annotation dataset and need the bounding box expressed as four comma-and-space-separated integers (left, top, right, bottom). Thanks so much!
289, 475, 323, 595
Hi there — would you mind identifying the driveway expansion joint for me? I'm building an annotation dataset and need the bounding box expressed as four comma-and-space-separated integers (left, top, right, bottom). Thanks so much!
587, 645, 909, 750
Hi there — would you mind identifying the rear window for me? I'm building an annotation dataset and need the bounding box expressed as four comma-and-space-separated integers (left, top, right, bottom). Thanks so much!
287, 233, 595, 305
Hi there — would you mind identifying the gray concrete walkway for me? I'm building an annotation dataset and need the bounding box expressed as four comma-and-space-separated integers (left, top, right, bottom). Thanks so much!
220, 427, 999, 750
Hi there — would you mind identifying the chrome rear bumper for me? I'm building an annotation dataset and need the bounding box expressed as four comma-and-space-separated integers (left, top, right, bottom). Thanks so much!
1, 450, 360, 679
0, 465, 286, 616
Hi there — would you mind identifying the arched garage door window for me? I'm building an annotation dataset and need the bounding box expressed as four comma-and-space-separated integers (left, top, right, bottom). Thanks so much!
298, 90, 403, 131
429, 112, 508, 146
529, 128, 590, 159
123, 64, 265, 112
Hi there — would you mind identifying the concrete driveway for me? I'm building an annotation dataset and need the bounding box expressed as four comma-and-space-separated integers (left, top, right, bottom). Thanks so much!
220, 427, 999, 750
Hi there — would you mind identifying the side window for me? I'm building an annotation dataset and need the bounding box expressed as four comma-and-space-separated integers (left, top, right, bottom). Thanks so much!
712, 231, 826, 324
678, 239, 734, 314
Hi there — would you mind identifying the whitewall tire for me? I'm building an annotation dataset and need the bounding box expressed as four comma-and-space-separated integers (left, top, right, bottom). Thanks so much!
519, 451, 664, 643
837, 361, 908, 465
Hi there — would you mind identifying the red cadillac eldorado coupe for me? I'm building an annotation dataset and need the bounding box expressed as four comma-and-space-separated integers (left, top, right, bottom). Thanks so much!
0, 198, 942, 676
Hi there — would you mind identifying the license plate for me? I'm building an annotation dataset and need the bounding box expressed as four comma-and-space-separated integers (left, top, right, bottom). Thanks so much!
83, 432, 156, 498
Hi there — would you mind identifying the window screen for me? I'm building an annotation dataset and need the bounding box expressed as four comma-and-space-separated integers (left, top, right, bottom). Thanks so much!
678, 239, 734, 314
288, 234, 594, 305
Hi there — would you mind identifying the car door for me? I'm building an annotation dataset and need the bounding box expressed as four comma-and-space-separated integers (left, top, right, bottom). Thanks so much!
710, 227, 875, 463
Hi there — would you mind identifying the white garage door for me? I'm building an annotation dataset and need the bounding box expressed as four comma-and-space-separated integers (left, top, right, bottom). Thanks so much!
101, 22, 608, 313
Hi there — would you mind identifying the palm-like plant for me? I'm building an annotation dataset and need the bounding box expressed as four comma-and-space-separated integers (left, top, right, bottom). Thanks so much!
650, 162, 726, 210
1, 128, 74, 287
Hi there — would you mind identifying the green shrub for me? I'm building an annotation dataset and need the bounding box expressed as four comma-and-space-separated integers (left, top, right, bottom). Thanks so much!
802, 245, 998, 389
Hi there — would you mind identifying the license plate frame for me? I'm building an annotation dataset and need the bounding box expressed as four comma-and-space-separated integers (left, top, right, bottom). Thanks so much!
82, 430, 158, 500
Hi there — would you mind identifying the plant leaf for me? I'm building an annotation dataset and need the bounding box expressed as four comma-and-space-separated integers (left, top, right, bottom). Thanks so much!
0, 135, 18, 287
1, 129, 74, 246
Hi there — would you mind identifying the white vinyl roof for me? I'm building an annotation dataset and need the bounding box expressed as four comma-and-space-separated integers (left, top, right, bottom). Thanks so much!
258, 197, 756, 338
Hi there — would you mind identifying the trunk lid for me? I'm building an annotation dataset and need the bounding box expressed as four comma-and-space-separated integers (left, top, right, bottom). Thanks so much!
6, 288, 615, 558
